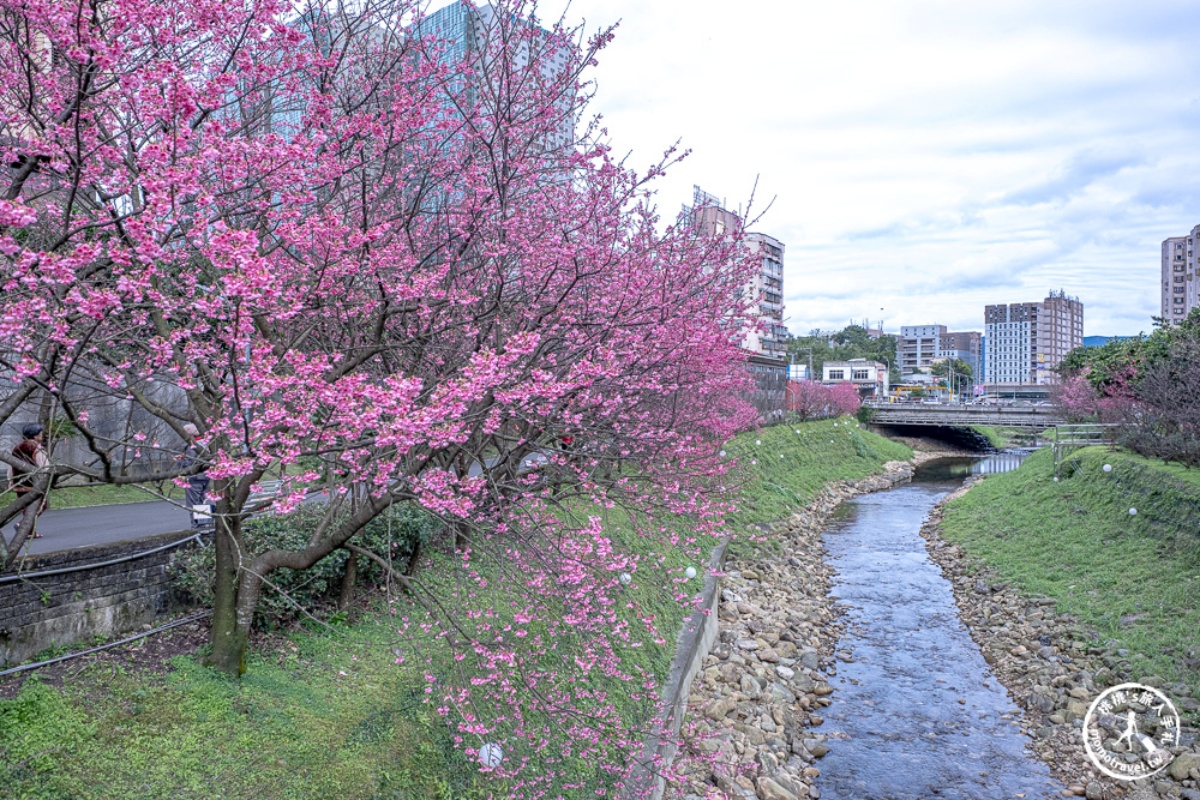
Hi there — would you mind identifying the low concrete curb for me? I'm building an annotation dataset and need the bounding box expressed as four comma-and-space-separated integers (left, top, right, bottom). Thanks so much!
622, 538, 730, 800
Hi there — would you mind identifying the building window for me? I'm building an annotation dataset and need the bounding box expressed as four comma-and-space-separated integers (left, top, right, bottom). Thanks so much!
828, 370, 845, 380
852, 369, 870, 381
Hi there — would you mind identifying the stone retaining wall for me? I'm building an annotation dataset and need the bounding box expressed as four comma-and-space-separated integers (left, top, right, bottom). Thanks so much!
624, 540, 729, 800
0, 532, 198, 666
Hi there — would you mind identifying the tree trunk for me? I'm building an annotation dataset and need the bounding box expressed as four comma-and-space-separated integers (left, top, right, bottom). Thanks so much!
203, 512, 249, 675
338, 550, 358, 611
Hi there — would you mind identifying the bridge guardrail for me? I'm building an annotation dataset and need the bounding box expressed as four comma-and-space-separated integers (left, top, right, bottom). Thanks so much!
863, 401, 1064, 429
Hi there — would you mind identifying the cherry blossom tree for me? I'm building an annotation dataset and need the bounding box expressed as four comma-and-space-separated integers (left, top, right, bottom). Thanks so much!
785, 379, 860, 420
0, 0, 760, 789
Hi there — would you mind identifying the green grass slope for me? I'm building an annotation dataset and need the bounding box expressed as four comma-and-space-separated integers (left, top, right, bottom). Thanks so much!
728, 418, 912, 530
940, 446, 1200, 697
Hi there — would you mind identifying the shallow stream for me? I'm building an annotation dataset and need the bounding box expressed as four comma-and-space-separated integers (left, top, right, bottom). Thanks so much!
817, 453, 1062, 799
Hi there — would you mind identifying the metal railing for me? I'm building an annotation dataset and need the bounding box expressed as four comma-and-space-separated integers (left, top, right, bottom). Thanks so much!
1052, 423, 1121, 473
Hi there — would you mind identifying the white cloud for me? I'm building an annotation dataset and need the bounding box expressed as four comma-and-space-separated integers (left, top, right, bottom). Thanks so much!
553, 0, 1200, 335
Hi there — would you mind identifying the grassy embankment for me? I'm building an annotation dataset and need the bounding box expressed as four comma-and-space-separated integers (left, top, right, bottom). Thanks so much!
0, 482, 183, 510
940, 446, 1200, 699
0, 419, 910, 799
0, 462, 320, 510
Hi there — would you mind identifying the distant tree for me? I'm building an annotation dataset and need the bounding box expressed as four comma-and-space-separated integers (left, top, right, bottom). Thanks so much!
787, 326, 897, 383
1050, 375, 1103, 422
785, 380, 860, 420
931, 358, 973, 397
827, 381, 863, 416
1123, 339, 1200, 467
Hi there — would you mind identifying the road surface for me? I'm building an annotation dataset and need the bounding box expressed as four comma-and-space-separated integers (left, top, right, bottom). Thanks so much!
1, 500, 195, 557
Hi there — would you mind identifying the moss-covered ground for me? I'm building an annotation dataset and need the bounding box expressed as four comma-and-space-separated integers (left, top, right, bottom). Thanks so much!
940, 446, 1200, 699
0, 418, 910, 799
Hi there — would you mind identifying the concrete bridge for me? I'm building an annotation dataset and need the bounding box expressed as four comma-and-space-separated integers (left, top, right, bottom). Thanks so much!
864, 401, 1064, 429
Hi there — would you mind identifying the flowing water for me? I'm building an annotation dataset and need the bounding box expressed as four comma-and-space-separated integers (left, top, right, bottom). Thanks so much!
816, 453, 1062, 799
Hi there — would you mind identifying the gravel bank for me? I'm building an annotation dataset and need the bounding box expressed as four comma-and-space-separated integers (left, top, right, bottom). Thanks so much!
671, 460, 919, 799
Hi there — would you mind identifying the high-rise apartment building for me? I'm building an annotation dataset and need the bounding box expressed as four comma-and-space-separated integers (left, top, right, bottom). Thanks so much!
899, 325, 981, 380
1161, 225, 1200, 324
746, 233, 787, 360
984, 291, 1083, 386
939, 330, 982, 381
684, 186, 788, 362
415, 2, 576, 153
899, 325, 945, 375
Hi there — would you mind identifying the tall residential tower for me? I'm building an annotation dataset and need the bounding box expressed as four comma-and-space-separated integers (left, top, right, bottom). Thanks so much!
1162, 225, 1200, 324
984, 291, 1083, 386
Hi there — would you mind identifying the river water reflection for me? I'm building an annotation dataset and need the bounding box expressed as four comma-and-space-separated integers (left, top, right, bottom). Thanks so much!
816, 453, 1060, 799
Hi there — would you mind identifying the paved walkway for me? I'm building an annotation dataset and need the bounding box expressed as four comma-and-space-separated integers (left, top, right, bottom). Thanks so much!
3, 451, 551, 558
2, 500, 195, 557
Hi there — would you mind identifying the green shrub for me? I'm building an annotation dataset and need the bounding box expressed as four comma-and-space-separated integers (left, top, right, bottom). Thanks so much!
169, 503, 437, 626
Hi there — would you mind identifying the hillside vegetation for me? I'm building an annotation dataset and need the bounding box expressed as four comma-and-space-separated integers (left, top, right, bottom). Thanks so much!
0, 418, 910, 799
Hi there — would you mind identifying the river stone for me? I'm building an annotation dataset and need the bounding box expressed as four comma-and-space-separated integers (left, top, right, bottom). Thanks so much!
741, 675, 763, 698
776, 665, 795, 680
736, 723, 765, 746
812, 682, 833, 697
706, 696, 738, 720
1064, 699, 1088, 720
755, 777, 798, 800
806, 741, 830, 758
769, 682, 797, 703
1169, 752, 1200, 781
1084, 782, 1102, 800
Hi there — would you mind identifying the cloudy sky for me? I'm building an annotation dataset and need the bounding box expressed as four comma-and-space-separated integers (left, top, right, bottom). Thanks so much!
552, 0, 1200, 337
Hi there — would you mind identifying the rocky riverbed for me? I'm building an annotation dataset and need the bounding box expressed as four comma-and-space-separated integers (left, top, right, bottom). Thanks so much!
671, 461, 918, 799
920, 477, 1200, 800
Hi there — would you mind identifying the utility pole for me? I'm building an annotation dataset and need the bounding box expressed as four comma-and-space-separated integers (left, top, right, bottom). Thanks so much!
791, 346, 815, 380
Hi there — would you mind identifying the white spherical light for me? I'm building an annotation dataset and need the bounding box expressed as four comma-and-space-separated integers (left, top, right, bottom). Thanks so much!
619, 572, 632, 585
685, 566, 697, 579
719, 450, 727, 458
1102, 464, 1112, 472
1129, 507, 1137, 516
479, 742, 503, 768
755, 439, 761, 446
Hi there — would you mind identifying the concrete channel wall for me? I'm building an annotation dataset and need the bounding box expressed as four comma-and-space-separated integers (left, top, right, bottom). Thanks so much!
622, 539, 729, 800
0, 532, 199, 666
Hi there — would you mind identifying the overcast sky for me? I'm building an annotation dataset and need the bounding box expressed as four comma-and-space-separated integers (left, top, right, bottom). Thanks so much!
552, 0, 1200, 337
